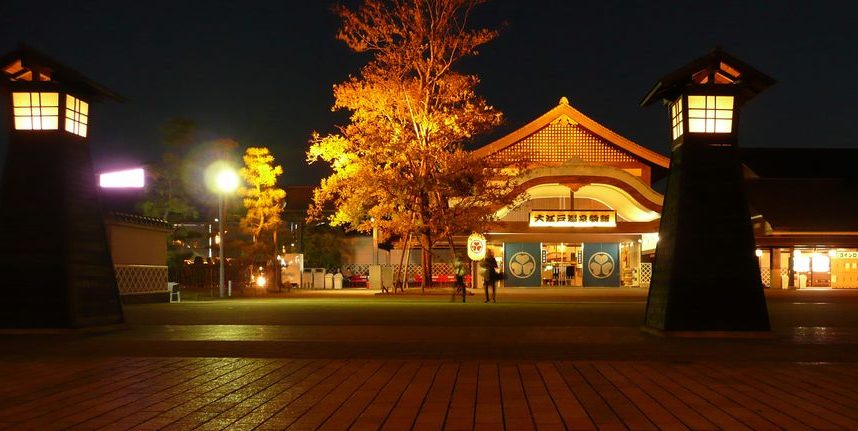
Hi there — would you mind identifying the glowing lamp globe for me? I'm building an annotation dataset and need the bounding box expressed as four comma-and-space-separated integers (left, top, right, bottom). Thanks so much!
215, 169, 239, 193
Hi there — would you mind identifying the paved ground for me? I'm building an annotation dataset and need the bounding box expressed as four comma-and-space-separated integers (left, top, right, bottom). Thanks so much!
1, 288, 857, 430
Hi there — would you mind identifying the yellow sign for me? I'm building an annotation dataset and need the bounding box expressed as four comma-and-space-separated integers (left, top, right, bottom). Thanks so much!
467, 232, 487, 261
529, 210, 616, 227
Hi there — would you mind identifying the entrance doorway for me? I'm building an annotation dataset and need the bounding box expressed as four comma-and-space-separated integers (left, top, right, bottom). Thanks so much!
542, 243, 581, 286
492, 241, 644, 288
541, 241, 641, 287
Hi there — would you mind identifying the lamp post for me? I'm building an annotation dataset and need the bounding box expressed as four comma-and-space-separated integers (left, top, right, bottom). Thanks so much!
213, 166, 239, 298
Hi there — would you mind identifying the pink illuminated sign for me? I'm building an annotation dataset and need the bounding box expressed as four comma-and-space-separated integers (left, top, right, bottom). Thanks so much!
99, 168, 145, 188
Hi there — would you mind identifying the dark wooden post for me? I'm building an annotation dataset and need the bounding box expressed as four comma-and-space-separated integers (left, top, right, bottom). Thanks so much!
640, 49, 774, 332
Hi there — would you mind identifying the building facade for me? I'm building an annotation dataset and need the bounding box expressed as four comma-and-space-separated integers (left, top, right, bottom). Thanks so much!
743, 148, 858, 289
338, 98, 858, 290
471, 97, 668, 288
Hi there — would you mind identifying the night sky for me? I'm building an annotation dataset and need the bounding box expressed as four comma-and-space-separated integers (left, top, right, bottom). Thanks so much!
2, 0, 856, 186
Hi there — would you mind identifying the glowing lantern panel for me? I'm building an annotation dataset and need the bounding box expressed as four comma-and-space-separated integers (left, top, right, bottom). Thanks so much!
12, 92, 59, 130
687, 95, 734, 134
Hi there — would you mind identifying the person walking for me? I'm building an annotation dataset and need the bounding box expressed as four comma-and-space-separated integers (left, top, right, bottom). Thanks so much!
452, 256, 467, 303
483, 249, 498, 303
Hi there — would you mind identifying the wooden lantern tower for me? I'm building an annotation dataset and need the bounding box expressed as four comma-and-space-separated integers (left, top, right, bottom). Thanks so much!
641, 48, 775, 332
0, 45, 125, 328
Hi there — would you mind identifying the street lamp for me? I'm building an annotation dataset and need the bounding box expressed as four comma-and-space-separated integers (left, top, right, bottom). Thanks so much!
207, 162, 239, 298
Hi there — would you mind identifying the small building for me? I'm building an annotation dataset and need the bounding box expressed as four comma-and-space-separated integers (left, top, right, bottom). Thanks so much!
743, 148, 858, 289
104, 212, 172, 302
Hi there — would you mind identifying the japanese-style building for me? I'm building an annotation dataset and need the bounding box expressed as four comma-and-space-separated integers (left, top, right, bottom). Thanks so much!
472, 97, 669, 288
333, 95, 858, 290
473, 99, 858, 290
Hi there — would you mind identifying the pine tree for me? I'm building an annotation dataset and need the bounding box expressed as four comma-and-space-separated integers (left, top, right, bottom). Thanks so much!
239, 147, 286, 255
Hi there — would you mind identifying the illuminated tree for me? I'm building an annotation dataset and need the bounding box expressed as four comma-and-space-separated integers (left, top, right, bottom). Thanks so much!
239, 147, 286, 254
308, 0, 523, 288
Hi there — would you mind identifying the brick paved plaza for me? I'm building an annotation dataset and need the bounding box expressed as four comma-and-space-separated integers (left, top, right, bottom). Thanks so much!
2, 358, 857, 430
1, 289, 857, 430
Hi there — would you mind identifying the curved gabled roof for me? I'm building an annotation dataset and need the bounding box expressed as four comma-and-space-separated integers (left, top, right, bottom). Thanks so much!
472, 97, 669, 170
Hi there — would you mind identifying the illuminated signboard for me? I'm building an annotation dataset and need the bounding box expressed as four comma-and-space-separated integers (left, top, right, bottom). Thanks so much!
529, 210, 616, 228
835, 251, 858, 259
99, 168, 145, 188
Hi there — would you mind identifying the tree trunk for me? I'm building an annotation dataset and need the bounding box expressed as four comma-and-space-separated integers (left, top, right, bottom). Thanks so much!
396, 232, 411, 292
417, 190, 432, 293
401, 240, 412, 293
447, 233, 457, 262
420, 229, 433, 294
273, 229, 280, 291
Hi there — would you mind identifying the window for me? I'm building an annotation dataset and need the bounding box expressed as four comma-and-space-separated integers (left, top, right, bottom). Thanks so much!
670, 98, 683, 139
12, 92, 59, 130
64, 95, 89, 137
688, 95, 733, 133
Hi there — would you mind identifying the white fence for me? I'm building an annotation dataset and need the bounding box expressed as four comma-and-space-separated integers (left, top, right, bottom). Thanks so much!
114, 264, 168, 295
760, 267, 772, 288
639, 263, 653, 287
341, 263, 456, 280
638, 264, 777, 289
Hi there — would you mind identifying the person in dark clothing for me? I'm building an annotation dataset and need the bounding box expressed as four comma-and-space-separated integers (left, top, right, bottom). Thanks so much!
483, 249, 498, 303
452, 256, 468, 303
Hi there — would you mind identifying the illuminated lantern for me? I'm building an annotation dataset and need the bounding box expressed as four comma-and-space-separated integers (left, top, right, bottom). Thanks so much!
641, 48, 774, 332
0, 45, 125, 328
644, 49, 775, 150
467, 232, 487, 261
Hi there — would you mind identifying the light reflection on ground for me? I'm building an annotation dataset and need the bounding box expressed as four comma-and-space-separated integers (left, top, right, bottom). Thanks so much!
789, 326, 858, 344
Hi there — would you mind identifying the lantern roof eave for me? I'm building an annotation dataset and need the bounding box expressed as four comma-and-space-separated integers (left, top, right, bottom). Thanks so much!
640, 47, 776, 107
0, 43, 125, 103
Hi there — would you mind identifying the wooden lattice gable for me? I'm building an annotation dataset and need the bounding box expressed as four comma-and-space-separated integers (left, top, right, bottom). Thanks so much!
493, 115, 640, 166
473, 97, 669, 171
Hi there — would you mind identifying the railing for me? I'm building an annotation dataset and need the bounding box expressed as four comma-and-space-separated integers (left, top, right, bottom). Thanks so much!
342, 263, 452, 277
114, 265, 168, 295
639, 263, 653, 287
172, 264, 246, 290
760, 267, 772, 288
341, 263, 370, 276
341, 263, 459, 284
